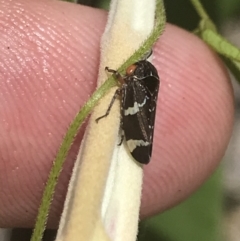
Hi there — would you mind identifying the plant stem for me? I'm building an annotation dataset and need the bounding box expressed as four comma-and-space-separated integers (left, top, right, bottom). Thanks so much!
190, 0, 209, 20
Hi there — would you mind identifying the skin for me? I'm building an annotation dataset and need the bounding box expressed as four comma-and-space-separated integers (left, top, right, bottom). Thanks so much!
0, 0, 234, 228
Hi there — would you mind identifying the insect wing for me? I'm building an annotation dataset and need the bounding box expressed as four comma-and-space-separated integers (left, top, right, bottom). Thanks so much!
141, 73, 160, 137
122, 73, 159, 164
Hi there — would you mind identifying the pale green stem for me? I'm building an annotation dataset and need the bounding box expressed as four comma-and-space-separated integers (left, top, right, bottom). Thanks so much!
190, 0, 240, 82
190, 0, 210, 20
202, 29, 240, 62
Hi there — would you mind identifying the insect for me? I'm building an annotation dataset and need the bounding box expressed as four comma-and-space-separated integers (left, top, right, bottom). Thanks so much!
96, 60, 159, 164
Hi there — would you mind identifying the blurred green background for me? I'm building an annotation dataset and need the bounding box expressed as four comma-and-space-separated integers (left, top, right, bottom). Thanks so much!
71, 0, 240, 240
78, 0, 240, 29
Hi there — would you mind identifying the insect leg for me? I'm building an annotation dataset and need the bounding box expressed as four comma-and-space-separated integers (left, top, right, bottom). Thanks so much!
143, 49, 153, 60
117, 119, 124, 146
105, 66, 120, 76
105, 67, 125, 85
95, 88, 121, 123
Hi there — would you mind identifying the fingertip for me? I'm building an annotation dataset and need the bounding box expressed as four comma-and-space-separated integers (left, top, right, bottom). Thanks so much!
0, 0, 107, 227
0, 0, 234, 227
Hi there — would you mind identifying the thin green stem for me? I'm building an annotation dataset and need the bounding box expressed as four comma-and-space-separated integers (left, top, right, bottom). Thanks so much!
30, 1, 166, 241
190, 1, 240, 89
190, 0, 210, 20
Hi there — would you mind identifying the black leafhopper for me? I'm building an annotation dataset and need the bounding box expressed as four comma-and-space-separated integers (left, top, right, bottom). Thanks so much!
96, 59, 159, 164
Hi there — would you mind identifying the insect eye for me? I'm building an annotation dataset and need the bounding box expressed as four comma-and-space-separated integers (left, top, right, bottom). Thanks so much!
126, 64, 137, 76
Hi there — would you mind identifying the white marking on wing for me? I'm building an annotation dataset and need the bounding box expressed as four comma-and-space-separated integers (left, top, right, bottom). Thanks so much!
127, 139, 150, 152
124, 98, 147, 116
